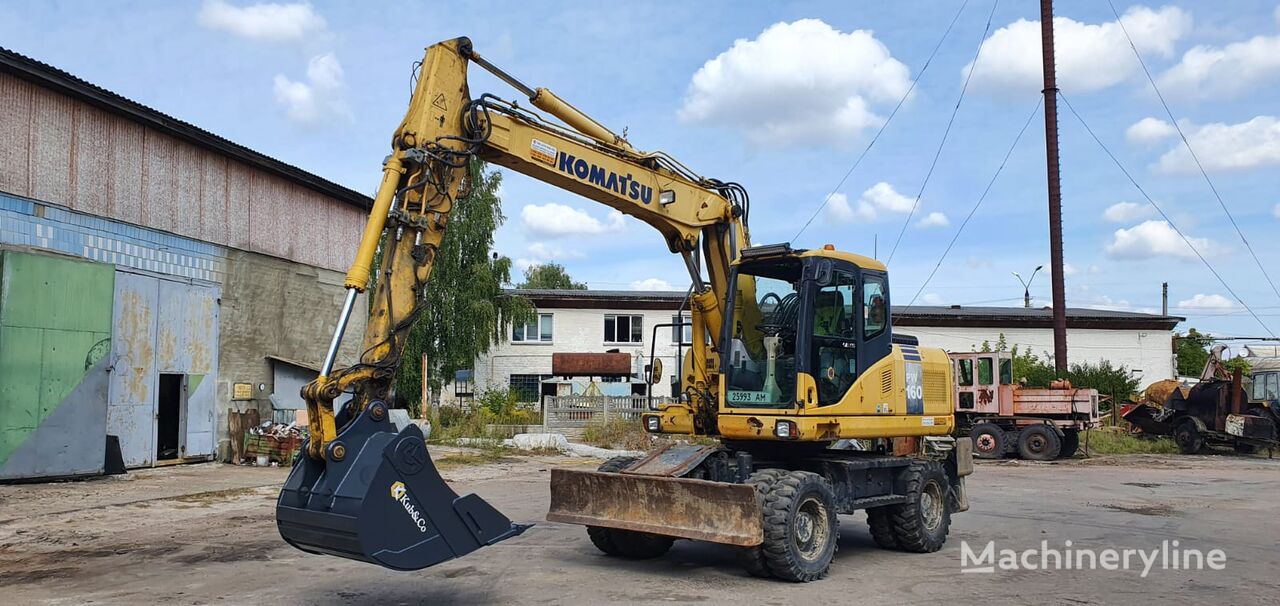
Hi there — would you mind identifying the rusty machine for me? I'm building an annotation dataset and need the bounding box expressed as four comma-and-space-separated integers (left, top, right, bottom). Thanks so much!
275, 37, 972, 582
949, 352, 1099, 460
1122, 346, 1278, 454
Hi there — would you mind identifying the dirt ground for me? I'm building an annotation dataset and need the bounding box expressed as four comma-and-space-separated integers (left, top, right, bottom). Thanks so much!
1, 449, 1277, 605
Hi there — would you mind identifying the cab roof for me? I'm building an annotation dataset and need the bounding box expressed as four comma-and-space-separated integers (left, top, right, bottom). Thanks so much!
798, 248, 887, 272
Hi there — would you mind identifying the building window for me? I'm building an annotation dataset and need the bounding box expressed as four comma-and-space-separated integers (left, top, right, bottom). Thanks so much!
512, 313, 553, 343
671, 314, 693, 344
604, 314, 643, 344
509, 374, 550, 401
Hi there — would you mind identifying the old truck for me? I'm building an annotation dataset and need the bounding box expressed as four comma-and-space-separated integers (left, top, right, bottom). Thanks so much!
1121, 349, 1278, 454
949, 352, 1100, 460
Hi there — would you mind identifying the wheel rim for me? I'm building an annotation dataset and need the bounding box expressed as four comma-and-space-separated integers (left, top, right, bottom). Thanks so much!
1026, 433, 1047, 454
975, 433, 997, 454
920, 482, 945, 531
793, 496, 830, 562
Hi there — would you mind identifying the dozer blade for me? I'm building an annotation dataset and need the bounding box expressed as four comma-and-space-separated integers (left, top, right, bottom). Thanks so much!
546, 469, 763, 547
276, 403, 528, 571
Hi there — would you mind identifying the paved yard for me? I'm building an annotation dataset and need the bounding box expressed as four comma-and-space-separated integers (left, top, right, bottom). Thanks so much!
1, 451, 1277, 605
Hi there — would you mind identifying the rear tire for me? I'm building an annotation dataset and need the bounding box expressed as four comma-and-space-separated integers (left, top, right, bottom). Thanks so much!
585, 456, 674, 559
1058, 429, 1080, 459
866, 507, 899, 550
759, 470, 838, 582
1174, 419, 1205, 455
1018, 425, 1062, 461
970, 422, 1006, 459
887, 461, 952, 553
735, 469, 787, 578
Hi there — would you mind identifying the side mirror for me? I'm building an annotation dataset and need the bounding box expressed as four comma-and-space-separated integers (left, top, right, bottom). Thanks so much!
647, 359, 663, 385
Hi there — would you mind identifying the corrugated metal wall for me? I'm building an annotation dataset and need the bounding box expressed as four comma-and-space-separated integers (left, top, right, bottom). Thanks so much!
107, 271, 219, 468
0, 72, 364, 273
0, 250, 114, 480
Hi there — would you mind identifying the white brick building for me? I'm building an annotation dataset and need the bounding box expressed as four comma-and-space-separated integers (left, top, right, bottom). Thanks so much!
452, 290, 1183, 406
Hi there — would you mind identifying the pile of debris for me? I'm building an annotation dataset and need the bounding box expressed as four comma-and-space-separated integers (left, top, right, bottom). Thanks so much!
243, 421, 308, 466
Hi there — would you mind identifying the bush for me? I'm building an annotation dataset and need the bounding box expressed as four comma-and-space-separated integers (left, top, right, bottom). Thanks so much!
985, 334, 1140, 403
427, 388, 542, 442
581, 418, 652, 451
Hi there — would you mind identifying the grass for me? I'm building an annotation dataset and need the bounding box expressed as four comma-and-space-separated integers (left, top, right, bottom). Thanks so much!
581, 418, 653, 451
1080, 427, 1180, 455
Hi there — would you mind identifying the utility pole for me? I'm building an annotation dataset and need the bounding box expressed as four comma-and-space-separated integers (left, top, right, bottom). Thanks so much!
1041, 0, 1068, 375
1162, 282, 1168, 316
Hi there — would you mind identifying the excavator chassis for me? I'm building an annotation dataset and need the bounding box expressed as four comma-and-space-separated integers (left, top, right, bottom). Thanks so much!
277, 401, 528, 570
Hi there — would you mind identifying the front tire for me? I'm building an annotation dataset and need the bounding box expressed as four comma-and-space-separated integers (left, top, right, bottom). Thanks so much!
1174, 419, 1204, 454
970, 422, 1006, 459
887, 461, 952, 553
759, 470, 839, 582
585, 457, 675, 559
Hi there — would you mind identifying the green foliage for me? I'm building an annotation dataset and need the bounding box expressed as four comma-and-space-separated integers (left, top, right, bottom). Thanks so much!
1080, 427, 1179, 455
427, 388, 542, 442
581, 418, 652, 451
1223, 356, 1252, 377
994, 333, 1141, 402
518, 262, 587, 290
1174, 328, 1212, 377
393, 159, 534, 408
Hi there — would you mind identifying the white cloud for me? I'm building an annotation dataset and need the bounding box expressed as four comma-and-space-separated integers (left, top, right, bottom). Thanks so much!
1125, 117, 1176, 144
630, 278, 675, 291
1084, 294, 1132, 311
1102, 201, 1155, 223
1105, 220, 1217, 260
679, 19, 911, 145
514, 242, 584, 272
1177, 293, 1235, 310
861, 181, 915, 213
1153, 116, 1280, 173
916, 212, 949, 228
520, 203, 626, 238
198, 0, 326, 43
1063, 263, 1079, 276
273, 53, 351, 124
966, 6, 1191, 93
1158, 33, 1280, 99
825, 192, 876, 223
920, 293, 945, 306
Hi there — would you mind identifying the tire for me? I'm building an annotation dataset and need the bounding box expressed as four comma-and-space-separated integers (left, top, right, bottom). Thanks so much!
585, 457, 675, 559
866, 507, 898, 550
1018, 425, 1062, 461
1174, 419, 1205, 455
1058, 429, 1080, 459
758, 470, 839, 582
735, 469, 787, 578
970, 422, 1006, 460
886, 461, 952, 553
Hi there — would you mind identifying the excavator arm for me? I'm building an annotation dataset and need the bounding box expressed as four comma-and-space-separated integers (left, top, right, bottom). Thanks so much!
277, 37, 756, 571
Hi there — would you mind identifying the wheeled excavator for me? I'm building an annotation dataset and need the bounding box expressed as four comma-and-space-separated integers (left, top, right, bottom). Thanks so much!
276, 37, 973, 582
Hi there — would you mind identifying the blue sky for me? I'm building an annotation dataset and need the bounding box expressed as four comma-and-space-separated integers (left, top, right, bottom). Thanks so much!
5, 1, 1280, 340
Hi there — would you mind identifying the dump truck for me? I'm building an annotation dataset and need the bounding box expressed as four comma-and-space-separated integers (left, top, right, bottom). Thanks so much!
275, 37, 972, 582
949, 351, 1099, 460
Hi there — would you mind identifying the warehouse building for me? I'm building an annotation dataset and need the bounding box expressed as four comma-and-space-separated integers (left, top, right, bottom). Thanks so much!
0, 48, 370, 479
454, 290, 1183, 406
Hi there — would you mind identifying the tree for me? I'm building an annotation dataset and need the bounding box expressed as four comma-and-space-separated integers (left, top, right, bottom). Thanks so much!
518, 262, 587, 290
392, 159, 533, 414
1174, 328, 1213, 377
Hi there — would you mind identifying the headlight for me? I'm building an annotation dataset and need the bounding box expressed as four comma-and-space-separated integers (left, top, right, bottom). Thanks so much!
774, 420, 798, 439
645, 415, 661, 432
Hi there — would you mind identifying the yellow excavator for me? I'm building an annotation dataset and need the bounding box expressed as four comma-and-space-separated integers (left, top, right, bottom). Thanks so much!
276, 37, 972, 582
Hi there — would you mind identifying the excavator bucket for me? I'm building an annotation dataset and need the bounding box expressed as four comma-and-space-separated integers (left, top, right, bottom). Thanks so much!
547, 469, 763, 546
276, 402, 528, 570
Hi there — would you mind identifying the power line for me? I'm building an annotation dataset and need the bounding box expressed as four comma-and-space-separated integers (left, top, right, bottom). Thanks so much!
1105, 0, 1280, 306
1058, 92, 1276, 338
887, 0, 1000, 264
791, 0, 973, 243
904, 97, 1041, 308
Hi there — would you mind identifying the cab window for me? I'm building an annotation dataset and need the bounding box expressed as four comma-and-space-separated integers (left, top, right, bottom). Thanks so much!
813, 271, 857, 406
863, 275, 887, 339
978, 357, 994, 386
957, 359, 974, 386
999, 358, 1013, 385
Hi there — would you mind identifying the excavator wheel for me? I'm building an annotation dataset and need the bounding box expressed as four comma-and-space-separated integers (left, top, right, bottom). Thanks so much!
584, 457, 675, 559
758, 470, 838, 582
735, 469, 788, 577
1017, 425, 1062, 461
885, 461, 951, 553
866, 507, 899, 550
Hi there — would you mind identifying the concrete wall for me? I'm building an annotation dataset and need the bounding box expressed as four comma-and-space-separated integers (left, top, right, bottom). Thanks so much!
897, 325, 1176, 389
0, 71, 365, 273
469, 306, 689, 402
216, 248, 366, 459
